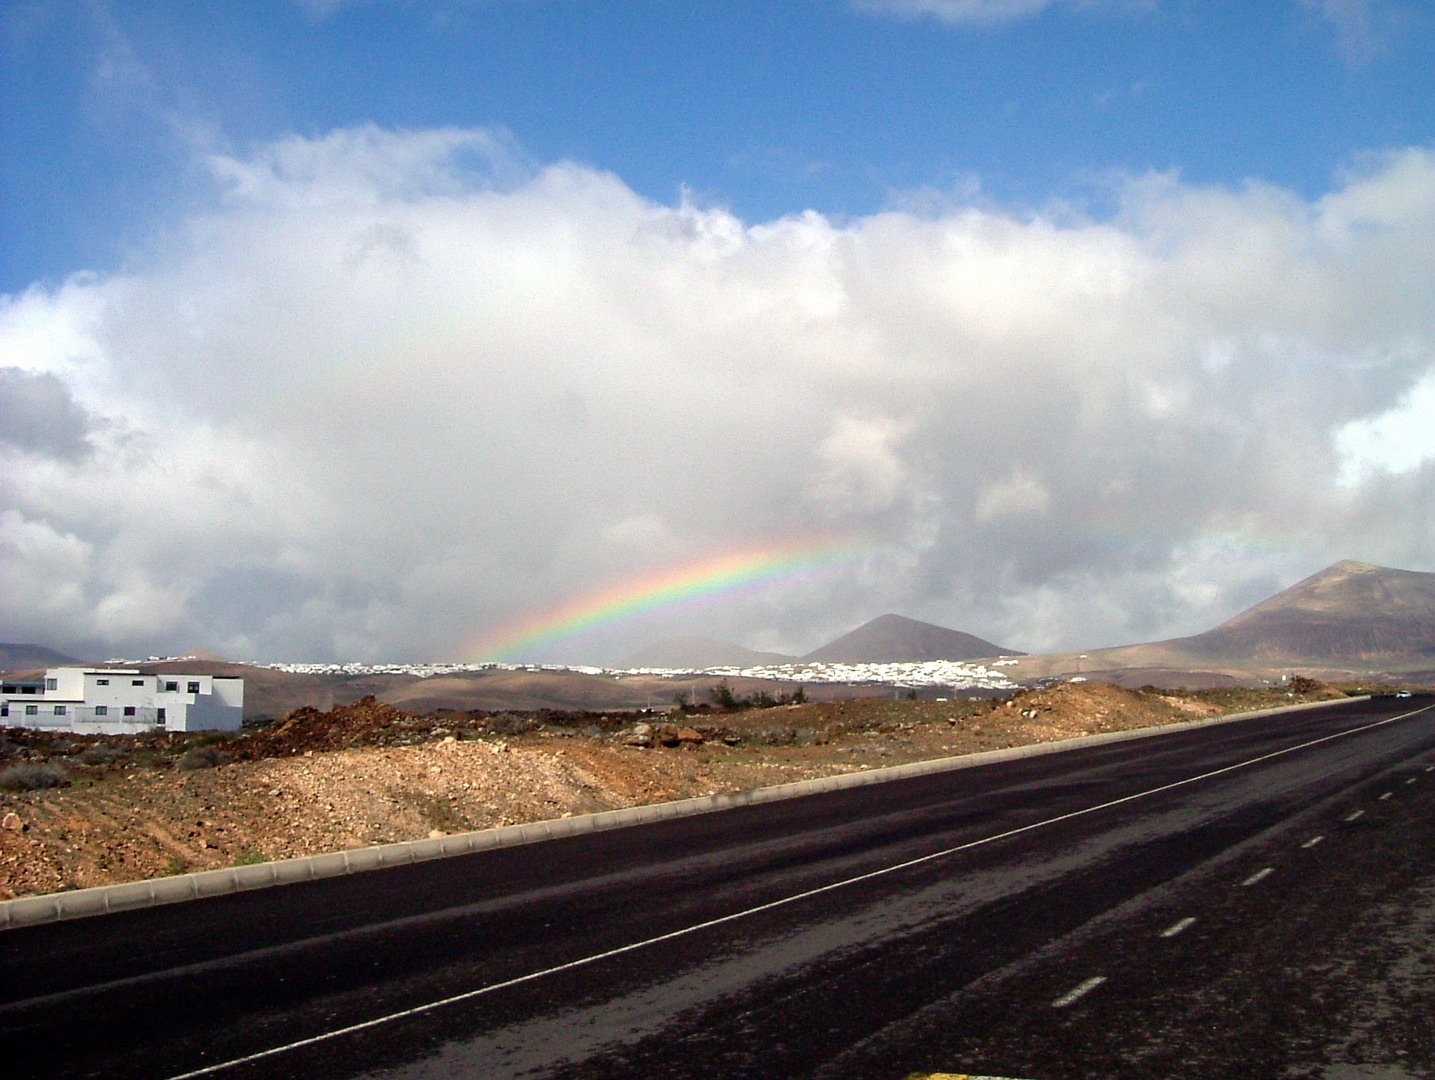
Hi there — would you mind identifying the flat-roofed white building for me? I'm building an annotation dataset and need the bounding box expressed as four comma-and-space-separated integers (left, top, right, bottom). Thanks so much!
0, 668, 244, 735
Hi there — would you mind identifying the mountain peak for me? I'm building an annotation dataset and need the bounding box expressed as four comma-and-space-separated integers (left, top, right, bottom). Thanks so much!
1181, 560, 1435, 666
1324, 559, 1380, 575
802, 614, 1021, 664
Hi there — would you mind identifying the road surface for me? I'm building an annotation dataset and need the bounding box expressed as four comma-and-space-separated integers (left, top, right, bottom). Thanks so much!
4, 694, 1434, 1079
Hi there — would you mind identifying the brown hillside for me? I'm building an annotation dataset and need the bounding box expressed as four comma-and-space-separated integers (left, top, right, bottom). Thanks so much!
1172, 560, 1435, 667
803, 613, 1020, 664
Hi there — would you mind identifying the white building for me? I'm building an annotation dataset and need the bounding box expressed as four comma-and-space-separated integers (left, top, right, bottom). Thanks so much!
0, 668, 244, 735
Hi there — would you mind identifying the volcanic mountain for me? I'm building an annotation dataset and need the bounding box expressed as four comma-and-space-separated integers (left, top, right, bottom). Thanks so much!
1088, 560, 1435, 674
801, 614, 1022, 664
0, 643, 84, 673
1180, 560, 1435, 666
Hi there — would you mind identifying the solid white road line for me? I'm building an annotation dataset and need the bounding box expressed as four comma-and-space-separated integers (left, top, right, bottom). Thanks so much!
1159, 916, 1197, 938
163, 700, 1435, 1079
1051, 976, 1107, 1008
1241, 868, 1275, 886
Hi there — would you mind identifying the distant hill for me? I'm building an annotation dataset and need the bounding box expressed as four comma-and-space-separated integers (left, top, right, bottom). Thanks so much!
1177, 560, 1435, 666
0, 643, 85, 673
1079, 560, 1435, 675
623, 635, 798, 670
801, 614, 1022, 664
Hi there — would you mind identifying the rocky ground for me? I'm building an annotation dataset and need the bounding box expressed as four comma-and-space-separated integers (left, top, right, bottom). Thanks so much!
0, 680, 1356, 901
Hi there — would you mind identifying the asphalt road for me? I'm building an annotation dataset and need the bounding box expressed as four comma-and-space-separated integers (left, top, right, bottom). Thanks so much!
5, 694, 1435, 1080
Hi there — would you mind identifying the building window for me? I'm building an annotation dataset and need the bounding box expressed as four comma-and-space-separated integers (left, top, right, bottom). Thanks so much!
0, 705, 7, 717
132, 679, 145, 687
164, 681, 179, 693
123, 706, 136, 717
94, 705, 108, 716
156, 708, 167, 726
25, 705, 38, 715
187, 681, 200, 694
96, 678, 109, 686
54, 705, 66, 715
46, 678, 57, 691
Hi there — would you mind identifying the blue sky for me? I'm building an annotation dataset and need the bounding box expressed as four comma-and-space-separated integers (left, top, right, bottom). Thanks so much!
5, 1, 1431, 292
3, 1, 1435, 665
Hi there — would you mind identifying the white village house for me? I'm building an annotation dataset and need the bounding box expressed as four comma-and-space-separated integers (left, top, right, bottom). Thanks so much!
0, 668, 244, 735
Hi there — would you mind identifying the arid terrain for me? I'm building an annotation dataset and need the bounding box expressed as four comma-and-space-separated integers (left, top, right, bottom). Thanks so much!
0, 679, 1363, 902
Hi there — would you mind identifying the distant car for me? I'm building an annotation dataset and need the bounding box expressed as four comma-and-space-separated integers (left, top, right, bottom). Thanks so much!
1397, 690, 1413, 698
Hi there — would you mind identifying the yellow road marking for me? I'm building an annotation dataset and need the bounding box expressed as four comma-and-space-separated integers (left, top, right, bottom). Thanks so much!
905, 1073, 1039, 1079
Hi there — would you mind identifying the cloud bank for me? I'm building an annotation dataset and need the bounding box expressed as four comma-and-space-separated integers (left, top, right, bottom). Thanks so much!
4, 125, 1435, 663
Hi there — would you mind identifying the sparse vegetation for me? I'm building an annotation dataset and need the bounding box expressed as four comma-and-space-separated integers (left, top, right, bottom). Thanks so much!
706, 680, 808, 711
175, 745, 232, 770
0, 761, 67, 791
74, 745, 120, 766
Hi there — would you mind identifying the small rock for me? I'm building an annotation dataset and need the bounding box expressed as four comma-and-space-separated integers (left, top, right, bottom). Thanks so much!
2, 812, 22, 832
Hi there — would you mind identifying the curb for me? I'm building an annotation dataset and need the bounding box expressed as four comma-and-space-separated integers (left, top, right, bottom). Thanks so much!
0, 695, 1362, 930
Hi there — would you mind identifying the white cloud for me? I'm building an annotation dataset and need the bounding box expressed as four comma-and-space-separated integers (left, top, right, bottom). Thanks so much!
976, 470, 1051, 522
851, 0, 1055, 24
811, 416, 917, 515
850, 0, 1153, 25
4, 127, 1435, 661
1335, 365, 1435, 484
1302, 0, 1390, 65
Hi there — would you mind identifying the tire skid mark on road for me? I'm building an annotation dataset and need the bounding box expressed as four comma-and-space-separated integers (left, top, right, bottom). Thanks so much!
160, 702, 1435, 1080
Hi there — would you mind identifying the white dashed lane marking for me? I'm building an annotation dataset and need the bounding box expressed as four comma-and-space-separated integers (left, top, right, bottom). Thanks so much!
1242, 868, 1275, 886
1345, 810, 1365, 821
1406, 776, 1419, 784
1160, 916, 1197, 938
1379, 791, 1393, 800
162, 704, 1435, 1080
1051, 976, 1107, 1008
1301, 835, 1325, 848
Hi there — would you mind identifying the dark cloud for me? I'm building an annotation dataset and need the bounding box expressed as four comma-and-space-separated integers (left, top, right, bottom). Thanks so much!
0, 368, 96, 461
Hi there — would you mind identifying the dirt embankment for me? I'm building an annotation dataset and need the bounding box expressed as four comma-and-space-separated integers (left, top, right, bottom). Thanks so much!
0, 681, 1347, 901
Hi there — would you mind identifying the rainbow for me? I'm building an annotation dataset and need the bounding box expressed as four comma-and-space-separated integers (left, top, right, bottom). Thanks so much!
470, 536, 863, 662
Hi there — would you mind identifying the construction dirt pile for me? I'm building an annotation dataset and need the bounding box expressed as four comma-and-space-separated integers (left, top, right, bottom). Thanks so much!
0, 681, 1344, 900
